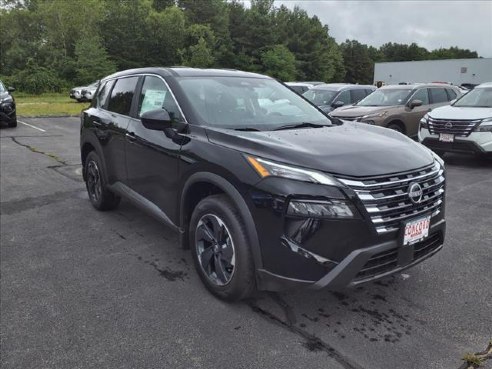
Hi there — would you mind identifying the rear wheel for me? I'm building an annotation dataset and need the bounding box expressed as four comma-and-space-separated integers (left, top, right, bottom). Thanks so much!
84, 151, 120, 211
189, 194, 256, 301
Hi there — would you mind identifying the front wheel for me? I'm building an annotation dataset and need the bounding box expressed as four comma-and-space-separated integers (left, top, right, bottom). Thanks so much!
84, 151, 120, 211
7, 116, 17, 128
387, 123, 404, 134
189, 194, 256, 301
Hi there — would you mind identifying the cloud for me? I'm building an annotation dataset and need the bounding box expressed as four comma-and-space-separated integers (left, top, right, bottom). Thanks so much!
271, 1, 492, 57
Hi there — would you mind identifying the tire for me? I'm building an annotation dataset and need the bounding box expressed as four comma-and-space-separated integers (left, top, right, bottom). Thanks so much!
7, 117, 17, 128
387, 122, 404, 134
189, 194, 256, 301
84, 151, 120, 211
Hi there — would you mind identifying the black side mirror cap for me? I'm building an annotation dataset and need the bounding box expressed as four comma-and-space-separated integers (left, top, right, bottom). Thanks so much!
331, 100, 345, 108
7, 87, 15, 93
141, 109, 172, 131
409, 99, 423, 109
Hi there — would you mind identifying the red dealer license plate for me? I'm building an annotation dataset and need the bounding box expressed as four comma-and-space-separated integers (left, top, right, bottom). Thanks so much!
403, 216, 431, 245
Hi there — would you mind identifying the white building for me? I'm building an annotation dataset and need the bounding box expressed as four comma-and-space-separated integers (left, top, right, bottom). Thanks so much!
374, 58, 492, 86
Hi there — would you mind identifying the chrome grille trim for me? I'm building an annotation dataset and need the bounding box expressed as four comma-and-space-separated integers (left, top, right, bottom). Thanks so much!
337, 162, 445, 234
427, 117, 481, 137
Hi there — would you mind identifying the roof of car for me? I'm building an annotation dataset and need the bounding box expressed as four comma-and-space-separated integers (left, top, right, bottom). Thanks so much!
381, 83, 459, 90
103, 67, 271, 80
476, 82, 492, 88
311, 83, 375, 91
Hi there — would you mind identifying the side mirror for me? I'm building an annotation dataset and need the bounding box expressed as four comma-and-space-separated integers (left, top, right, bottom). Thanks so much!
409, 99, 423, 109
7, 87, 15, 93
331, 100, 345, 108
140, 109, 172, 131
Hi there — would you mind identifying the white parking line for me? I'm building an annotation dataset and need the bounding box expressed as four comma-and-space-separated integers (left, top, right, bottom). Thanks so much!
18, 120, 46, 132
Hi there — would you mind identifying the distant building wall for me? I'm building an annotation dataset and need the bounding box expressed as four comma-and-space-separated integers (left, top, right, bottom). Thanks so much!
374, 58, 492, 86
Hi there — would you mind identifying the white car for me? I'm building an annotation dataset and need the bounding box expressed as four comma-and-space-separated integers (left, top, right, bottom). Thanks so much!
419, 82, 492, 157
70, 81, 99, 102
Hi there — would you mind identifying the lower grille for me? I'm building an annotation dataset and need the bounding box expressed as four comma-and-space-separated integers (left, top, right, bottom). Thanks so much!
354, 232, 442, 281
428, 117, 480, 137
337, 162, 445, 234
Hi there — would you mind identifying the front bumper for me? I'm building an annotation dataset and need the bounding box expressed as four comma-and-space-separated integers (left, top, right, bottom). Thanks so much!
419, 128, 492, 154
249, 174, 446, 292
0, 102, 16, 123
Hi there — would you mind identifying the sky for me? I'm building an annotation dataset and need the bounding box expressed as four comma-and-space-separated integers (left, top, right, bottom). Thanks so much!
247, 1, 492, 57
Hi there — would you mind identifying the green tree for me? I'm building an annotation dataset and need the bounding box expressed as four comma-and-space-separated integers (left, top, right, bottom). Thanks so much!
74, 36, 116, 84
340, 40, 373, 84
260, 45, 296, 81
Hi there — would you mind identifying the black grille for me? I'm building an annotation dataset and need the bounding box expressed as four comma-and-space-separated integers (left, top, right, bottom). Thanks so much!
428, 117, 480, 137
330, 115, 361, 121
355, 232, 442, 281
337, 162, 445, 234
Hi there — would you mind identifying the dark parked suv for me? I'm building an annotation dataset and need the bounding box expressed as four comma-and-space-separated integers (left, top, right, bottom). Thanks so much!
303, 83, 376, 113
81, 68, 446, 301
0, 80, 17, 127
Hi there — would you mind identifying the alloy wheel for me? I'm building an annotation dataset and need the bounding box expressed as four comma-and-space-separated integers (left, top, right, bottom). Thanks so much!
86, 160, 102, 203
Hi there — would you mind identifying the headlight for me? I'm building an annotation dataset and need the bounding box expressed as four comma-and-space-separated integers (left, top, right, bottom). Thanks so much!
360, 111, 387, 122
420, 113, 429, 129
476, 117, 492, 132
0, 96, 13, 103
287, 199, 356, 218
246, 156, 341, 186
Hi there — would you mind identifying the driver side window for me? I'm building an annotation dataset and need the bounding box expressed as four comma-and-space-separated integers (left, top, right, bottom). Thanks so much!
411, 89, 429, 105
138, 76, 182, 121
335, 90, 351, 105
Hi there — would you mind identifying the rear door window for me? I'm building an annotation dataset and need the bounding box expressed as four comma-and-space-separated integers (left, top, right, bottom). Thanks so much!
107, 77, 139, 116
429, 88, 449, 104
350, 89, 367, 104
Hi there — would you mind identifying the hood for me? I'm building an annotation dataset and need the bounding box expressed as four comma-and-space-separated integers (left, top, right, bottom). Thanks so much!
429, 104, 492, 120
206, 122, 434, 177
331, 105, 390, 118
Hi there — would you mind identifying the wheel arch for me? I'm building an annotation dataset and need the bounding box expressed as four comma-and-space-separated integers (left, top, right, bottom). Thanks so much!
179, 172, 263, 271
386, 119, 406, 134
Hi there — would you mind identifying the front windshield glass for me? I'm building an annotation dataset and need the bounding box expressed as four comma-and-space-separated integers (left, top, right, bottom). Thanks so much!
176, 77, 332, 130
303, 89, 337, 106
453, 87, 492, 108
357, 88, 412, 106
0, 81, 5, 93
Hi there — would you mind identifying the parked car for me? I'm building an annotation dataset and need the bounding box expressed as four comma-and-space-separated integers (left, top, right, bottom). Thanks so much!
81, 83, 99, 102
70, 81, 99, 102
303, 83, 376, 113
331, 83, 461, 137
419, 82, 492, 157
0, 80, 17, 128
81, 67, 446, 301
285, 82, 315, 95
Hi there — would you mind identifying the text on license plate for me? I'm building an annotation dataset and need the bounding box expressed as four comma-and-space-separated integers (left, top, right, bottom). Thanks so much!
439, 133, 454, 142
403, 216, 431, 245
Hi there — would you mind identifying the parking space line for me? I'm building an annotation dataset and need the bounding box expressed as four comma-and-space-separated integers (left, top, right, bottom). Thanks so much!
18, 120, 46, 132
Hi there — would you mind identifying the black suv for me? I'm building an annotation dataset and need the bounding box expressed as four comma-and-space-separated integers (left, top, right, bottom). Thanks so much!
0, 81, 17, 128
80, 68, 446, 301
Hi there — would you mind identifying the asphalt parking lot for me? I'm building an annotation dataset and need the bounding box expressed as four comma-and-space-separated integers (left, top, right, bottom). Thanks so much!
1, 117, 491, 369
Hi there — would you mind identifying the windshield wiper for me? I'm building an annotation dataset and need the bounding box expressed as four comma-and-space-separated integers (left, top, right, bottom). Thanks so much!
273, 122, 328, 131
234, 127, 262, 132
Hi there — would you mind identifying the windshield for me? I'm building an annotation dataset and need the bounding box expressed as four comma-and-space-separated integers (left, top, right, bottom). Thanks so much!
176, 77, 331, 130
453, 87, 492, 108
0, 81, 5, 93
303, 89, 337, 106
357, 88, 412, 106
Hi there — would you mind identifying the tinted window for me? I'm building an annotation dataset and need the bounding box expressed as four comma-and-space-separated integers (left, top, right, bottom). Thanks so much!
137, 76, 183, 121
429, 88, 448, 104
335, 90, 351, 105
96, 80, 114, 109
411, 88, 429, 105
365, 89, 374, 96
289, 85, 308, 94
350, 89, 367, 104
446, 88, 457, 100
303, 89, 337, 106
107, 77, 139, 115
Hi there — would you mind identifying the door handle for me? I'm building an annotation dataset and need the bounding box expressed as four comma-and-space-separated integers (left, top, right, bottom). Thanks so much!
126, 132, 137, 142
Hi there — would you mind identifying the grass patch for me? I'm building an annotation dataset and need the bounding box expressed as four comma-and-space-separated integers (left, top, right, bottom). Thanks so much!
15, 93, 89, 117
462, 353, 484, 366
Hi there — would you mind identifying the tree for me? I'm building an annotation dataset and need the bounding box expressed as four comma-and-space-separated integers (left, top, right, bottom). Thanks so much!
260, 45, 296, 81
340, 40, 373, 84
74, 36, 116, 84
